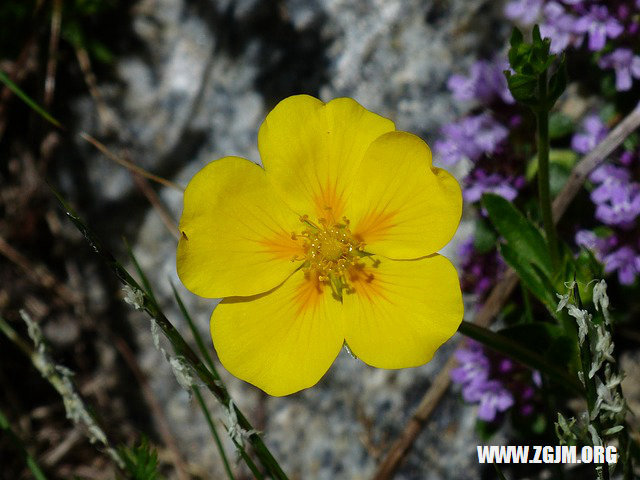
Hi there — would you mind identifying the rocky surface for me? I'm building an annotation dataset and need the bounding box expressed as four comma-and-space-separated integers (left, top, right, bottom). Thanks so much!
69, 0, 512, 478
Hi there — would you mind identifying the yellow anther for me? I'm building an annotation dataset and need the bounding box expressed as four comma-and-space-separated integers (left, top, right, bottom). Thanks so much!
291, 213, 366, 295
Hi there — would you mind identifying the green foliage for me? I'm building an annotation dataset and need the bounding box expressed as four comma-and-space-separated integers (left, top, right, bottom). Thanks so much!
118, 438, 162, 480
457, 321, 583, 395
526, 149, 578, 196
500, 243, 557, 312
498, 323, 576, 371
483, 193, 552, 277
504, 25, 567, 110
473, 218, 498, 254
548, 112, 574, 139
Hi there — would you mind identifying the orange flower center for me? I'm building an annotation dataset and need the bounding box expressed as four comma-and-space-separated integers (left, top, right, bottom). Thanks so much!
292, 214, 365, 286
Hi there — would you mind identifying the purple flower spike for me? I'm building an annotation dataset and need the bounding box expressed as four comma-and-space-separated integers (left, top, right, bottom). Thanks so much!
504, 0, 543, 26
467, 380, 515, 422
575, 229, 617, 261
603, 246, 640, 285
434, 113, 508, 166
593, 182, 640, 227
571, 115, 608, 154
451, 342, 490, 386
588, 165, 640, 228
447, 59, 514, 105
574, 6, 624, 51
464, 170, 523, 204
598, 48, 640, 91
540, 2, 582, 53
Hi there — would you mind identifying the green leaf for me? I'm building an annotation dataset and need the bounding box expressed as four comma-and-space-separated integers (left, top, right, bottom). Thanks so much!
118, 438, 162, 480
473, 218, 498, 254
499, 323, 576, 368
510, 26, 524, 47
458, 321, 583, 396
548, 56, 568, 106
483, 193, 553, 276
500, 243, 557, 312
0, 70, 62, 128
548, 112, 574, 139
505, 72, 538, 105
526, 148, 578, 181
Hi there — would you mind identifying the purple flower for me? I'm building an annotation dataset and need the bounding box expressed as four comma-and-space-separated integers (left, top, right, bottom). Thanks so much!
603, 246, 640, 285
434, 113, 508, 166
574, 6, 624, 51
575, 229, 617, 260
447, 59, 514, 105
598, 48, 640, 91
464, 170, 525, 204
504, 0, 543, 26
465, 380, 515, 422
451, 341, 490, 385
451, 341, 540, 422
458, 237, 506, 298
589, 164, 630, 184
592, 181, 640, 227
571, 115, 608, 154
589, 165, 640, 227
540, 2, 583, 53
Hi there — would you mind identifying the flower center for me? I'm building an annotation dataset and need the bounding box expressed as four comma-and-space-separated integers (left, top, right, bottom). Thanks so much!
292, 213, 365, 288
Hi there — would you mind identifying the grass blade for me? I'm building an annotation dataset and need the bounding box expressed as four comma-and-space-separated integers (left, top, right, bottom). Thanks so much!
0, 69, 62, 128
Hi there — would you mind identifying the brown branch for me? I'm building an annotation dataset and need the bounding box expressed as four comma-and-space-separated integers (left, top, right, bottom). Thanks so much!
129, 163, 180, 239
80, 132, 184, 191
0, 234, 82, 307
75, 46, 119, 133
43, 0, 62, 108
371, 101, 640, 480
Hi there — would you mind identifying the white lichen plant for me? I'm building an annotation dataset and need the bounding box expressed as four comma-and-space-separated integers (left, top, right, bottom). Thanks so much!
555, 280, 631, 480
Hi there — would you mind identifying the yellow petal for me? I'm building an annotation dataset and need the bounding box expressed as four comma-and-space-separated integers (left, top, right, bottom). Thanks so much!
346, 132, 462, 259
211, 270, 344, 396
258, 95, 395, 220
343, 255, 463, 368
177, 157, 304, 298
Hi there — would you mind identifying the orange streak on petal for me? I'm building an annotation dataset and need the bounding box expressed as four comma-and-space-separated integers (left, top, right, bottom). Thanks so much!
353, 209, 398, 245
292, 274, 325, 316
314, 181, 345, 221
347, 264, 391, 305
256, 231, 305, 261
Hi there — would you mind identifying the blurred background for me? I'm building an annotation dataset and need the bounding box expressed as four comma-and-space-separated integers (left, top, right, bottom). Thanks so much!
2, 1, 637, 479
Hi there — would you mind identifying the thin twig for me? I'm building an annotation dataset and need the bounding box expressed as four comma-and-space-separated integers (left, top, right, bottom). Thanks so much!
131, 169, 180, 239
79, 132, 184, 191
113, 337, 191, 480
552, 101, 640, 220
0, 36, 38, 140
371, 102, 640, 480
44, 0, 62, 108
74, 46, 119, 132
0, 234, 82, 306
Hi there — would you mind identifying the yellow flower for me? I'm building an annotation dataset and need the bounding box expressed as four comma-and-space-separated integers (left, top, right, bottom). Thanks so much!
177, 95, 464, 396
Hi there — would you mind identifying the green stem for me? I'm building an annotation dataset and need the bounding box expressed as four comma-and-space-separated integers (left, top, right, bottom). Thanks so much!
521, 284, 534, 324
458, 321, 583, 396
193, 387, 235, 480
535, 73, 560, 271
0, 408, 48, 480
492, 462, 508, 480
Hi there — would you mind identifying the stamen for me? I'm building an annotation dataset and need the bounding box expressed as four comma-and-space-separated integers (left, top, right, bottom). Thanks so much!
292, 214, 366, 298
